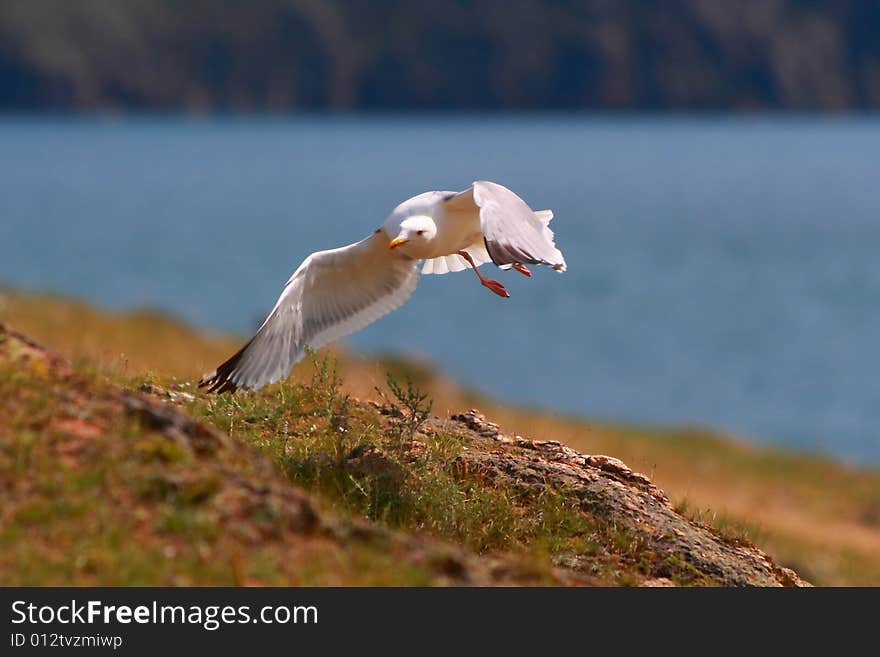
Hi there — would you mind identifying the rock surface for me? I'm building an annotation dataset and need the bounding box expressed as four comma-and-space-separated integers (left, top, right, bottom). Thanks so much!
446, 409, 809, 587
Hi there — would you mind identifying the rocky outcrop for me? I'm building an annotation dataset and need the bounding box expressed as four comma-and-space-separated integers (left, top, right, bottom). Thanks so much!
445, 410, 808, 587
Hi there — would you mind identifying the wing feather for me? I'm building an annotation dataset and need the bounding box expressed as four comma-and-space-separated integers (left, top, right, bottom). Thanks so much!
443, 181, 566, 272
421, 243, 493, 276
200, 232, 419, 393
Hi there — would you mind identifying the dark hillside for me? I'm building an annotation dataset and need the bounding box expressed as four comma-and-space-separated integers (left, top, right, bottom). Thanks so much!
2, 1, 879, 112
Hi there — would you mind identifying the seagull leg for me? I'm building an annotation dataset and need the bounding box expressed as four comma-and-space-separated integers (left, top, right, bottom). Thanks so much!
458, 250, 510, 298
512, 263, 531, 277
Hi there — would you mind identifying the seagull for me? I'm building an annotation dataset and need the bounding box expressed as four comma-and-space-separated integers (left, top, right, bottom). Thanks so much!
199, 180, 566, 393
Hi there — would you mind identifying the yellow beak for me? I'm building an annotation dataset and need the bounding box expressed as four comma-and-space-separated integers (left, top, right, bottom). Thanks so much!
388, 237, 409, 250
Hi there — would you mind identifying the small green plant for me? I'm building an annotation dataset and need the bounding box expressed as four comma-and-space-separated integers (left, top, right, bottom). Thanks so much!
328, 392, 353, 466
308, 352, 343, 416
376, 372, 433, 447
306, 354, 352, 462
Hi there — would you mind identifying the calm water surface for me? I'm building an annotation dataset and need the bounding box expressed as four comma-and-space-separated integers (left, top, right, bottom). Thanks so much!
1, 116, 878, 464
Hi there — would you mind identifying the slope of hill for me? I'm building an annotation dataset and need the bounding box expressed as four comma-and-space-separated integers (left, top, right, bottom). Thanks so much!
1, 288, 878, 585
0, 322, 806, 586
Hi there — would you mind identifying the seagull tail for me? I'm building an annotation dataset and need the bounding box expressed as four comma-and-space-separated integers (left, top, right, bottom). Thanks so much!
535, 209, 554, 225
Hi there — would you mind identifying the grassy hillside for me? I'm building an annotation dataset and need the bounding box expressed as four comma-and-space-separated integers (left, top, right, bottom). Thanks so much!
2, 288, 878, 585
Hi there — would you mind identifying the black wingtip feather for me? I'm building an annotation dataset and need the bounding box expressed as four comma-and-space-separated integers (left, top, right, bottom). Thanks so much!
198, 340, 253, 395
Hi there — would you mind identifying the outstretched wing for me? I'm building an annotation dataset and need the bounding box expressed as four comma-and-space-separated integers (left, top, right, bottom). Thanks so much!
441, 180, 566, 272
200, 232, 420, 393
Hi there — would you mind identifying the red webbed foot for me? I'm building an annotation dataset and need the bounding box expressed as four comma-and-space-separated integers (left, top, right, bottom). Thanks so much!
482, 278, 510, 298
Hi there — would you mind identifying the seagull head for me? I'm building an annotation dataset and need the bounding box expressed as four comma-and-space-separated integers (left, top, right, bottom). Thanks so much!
388, 215, 437, 253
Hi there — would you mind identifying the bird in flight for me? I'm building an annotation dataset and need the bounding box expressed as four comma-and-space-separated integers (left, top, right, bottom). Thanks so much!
200, 180, 566, 393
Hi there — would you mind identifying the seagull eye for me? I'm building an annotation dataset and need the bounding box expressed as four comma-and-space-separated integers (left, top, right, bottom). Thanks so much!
416, 230, 425, 236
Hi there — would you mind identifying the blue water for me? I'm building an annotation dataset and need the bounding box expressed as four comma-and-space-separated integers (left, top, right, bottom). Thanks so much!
1, 116, 878, 464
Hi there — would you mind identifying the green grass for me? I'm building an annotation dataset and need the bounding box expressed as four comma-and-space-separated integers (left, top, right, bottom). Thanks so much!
180, 356, 724, 585
0, 352, 454, 586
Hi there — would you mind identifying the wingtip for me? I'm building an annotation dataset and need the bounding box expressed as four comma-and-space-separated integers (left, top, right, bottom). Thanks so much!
198, 357, 244, 395
201, 375, 241, 395
198, 338, 256, 395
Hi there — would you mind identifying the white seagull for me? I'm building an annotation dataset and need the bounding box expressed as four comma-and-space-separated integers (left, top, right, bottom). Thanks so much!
200, 180, 566, 393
